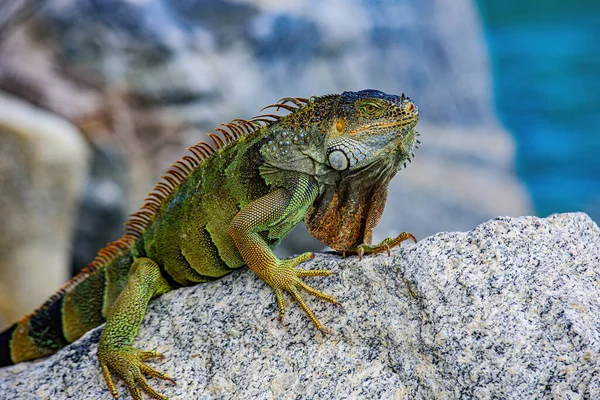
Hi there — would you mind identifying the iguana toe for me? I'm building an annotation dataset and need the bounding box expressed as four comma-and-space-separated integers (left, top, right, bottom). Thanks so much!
266, 253, 336, 331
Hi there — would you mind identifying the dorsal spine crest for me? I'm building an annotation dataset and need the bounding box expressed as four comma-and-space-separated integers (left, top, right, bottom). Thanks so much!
28, 95, 326, 320
78, 96, 314, 278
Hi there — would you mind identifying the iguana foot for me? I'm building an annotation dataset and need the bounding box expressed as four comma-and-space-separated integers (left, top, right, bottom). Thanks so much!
354, 232, 416, 260
99, 346, 175, 400
263, 252, 337, 331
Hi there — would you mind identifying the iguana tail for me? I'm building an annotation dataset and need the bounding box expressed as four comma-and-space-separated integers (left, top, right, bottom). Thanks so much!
0, 291, 73, 367
0, 324, 17, 366
0, 238, 135, 367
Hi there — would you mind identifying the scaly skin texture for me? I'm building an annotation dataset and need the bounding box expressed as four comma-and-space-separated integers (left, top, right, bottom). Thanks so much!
0, 89, 420, 399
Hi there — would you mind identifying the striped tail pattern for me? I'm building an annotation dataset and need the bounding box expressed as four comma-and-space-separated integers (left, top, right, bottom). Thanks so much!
0, 247, 134, 367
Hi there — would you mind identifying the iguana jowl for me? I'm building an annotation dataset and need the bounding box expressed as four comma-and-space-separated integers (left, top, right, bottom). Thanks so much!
0, 89, 420, 399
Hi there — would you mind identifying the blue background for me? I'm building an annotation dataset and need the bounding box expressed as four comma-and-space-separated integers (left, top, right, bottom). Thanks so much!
478, 0, 600, 222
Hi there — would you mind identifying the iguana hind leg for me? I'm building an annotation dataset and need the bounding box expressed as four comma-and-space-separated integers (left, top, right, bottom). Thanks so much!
98, 257, 174, 400
229, 174, 337, 331
352, 232, 416, 260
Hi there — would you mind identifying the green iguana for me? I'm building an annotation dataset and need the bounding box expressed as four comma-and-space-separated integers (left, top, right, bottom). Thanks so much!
0, 89, 420, 399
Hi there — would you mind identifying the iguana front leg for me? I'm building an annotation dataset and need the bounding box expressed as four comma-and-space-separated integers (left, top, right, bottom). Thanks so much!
348, 184, 416, 260
229, 174, 337, 331
352, 232, 416, 260
98, 257, 174, 400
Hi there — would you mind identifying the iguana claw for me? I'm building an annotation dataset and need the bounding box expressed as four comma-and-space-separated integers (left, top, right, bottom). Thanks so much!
268, 252, 337, 331
99, 346, 175, 400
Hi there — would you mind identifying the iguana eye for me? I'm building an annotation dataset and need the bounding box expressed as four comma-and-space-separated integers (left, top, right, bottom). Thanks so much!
357, 101, 385, 117
328, 150, 349, 170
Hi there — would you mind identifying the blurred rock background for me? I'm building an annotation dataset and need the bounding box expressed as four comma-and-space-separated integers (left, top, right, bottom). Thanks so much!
0, 92, 89, 326
1, 0, 594, 328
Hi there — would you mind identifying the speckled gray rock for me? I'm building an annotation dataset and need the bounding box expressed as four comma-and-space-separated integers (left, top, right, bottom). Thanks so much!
1, 213, 599, 399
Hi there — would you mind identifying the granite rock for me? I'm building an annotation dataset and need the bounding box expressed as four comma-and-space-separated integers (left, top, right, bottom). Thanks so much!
1, 212, 599, 399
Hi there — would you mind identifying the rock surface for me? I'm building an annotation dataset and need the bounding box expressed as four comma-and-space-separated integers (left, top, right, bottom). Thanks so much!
2, 213, 599, 399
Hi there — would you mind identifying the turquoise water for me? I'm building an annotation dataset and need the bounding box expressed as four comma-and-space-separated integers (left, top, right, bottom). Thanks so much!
477, 1, 600, 222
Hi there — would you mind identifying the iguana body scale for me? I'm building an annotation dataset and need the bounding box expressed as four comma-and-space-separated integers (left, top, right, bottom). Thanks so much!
0, 90, 419, 399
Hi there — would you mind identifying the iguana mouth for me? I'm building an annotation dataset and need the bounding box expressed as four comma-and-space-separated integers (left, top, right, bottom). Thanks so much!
347, 114, 419, 136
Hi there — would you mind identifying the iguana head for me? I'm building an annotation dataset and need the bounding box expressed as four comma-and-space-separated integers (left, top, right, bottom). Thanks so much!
324, 89, 419, 172
305, 89, 420, 251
